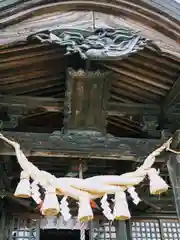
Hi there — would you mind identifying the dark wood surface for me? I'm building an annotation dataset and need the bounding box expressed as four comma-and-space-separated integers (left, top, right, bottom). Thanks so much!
0, 94, 160, 115
0, 94, 176, 131
64, 69, 111, 133
1, 0, 180, 21
0, 131, 163, 161
0, 94, 162, 132
142, 0, 180, 21
0, 0, 180, 59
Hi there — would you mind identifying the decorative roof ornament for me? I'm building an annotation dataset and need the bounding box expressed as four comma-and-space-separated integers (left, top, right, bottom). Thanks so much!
28, 28, 158, 60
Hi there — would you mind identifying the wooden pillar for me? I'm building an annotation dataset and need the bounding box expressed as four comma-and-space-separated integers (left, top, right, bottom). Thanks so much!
0, 209, 12, 240
115, 221, 128, 240
0, 210, 5, 240
63, 68, 111, 134
167, 130, 180, 220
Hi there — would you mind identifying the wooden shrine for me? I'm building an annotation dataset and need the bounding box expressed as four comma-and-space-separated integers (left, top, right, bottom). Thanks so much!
0, 0, 180, 239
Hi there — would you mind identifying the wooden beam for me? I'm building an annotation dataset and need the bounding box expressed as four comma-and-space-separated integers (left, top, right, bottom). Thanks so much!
161, 77, 180, 131
0, 131, 163, 161
0, 94, 160, 117
0, 94, 63, 112
108, 103, 160, 116
0, 95, 64, 128
64, 69, 111, 133
3, 94, 178, 133
0, 94, 162, 131
169, 130, 180, 150
163, 76, 180, 114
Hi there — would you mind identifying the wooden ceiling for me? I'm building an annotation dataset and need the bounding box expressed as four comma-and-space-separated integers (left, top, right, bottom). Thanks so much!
0, 41, 180, 137
0, 0, 179, 159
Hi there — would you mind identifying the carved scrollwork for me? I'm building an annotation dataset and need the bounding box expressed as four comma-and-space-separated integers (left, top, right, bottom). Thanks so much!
28, 28, 155, 60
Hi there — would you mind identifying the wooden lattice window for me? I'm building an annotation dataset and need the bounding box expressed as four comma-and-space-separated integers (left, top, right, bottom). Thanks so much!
131, 219, 161, 240
9, 217, 40, 240
160, 219, 180, 240
91, 221, 116, 240
130, 218, 180, 240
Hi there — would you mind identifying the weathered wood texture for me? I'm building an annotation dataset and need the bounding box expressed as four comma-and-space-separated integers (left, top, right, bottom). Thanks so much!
1, 31, 180, 135
0, 94, 161, 115
0, 2, 180, 136
0, 94, 162, 130
64, 69, 111, 133
163, 77, 180, 114
0, 210, 11, 240
142, 0, 180, 21
169, 129, 180, 151
0, 93, 180, 134
1, 0, 180, 21
0, 131, 163, 160
0, 2, 180, 58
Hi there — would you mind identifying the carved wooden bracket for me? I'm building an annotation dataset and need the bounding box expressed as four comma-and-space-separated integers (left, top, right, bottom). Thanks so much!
63, 68, 111, 134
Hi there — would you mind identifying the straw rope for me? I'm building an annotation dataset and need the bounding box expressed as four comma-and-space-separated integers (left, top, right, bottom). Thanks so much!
0, 133, 172, 221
